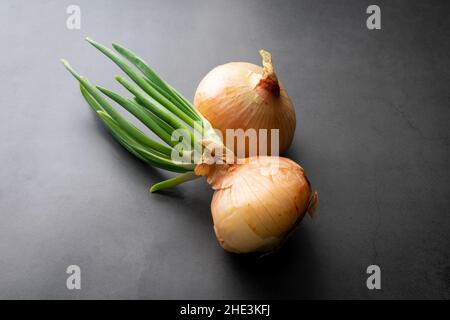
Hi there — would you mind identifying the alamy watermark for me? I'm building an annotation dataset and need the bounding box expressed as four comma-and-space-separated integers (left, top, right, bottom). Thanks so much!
366, 5, 381, 30
366, 265, 381, 290
66, 5, 81, 30
169, 122, 280, 166
66, 265, 81, 290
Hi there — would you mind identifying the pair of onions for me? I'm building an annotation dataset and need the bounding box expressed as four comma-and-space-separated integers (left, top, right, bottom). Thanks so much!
194, 51, 317, 252
62, 38, 317, 254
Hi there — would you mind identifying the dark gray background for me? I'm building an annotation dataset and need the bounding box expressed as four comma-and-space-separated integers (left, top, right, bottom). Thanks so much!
0, 0, 448, 299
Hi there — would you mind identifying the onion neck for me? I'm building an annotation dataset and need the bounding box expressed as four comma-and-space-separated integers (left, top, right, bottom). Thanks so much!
194, 138, 236, 190
257, 49, 280, 96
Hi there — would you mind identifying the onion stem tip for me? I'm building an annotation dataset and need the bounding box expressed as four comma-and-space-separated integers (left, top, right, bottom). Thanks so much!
60, 59, 69, 67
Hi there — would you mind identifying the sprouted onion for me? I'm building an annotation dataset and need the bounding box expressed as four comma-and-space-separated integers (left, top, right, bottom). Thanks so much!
194, 50, 296, 157
61, 38, 317, 253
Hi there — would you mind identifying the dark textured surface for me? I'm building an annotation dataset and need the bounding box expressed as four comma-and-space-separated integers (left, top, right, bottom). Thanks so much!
0, 0, 449, 299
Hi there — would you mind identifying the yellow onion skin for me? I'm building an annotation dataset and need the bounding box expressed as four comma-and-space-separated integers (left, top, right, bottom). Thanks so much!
194, 56, 296, 157
195, 156, 317, 253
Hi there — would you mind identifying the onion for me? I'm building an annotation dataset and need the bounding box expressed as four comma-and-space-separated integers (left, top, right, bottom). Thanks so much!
196, 156, 318, 253
194, 50, 296, 157
62, 39, 318, 254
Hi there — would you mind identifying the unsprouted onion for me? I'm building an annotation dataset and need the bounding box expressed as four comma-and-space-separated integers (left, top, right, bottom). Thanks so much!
61, 38, 317, 253
194, 50, 296, 157
196, 156, 317, 253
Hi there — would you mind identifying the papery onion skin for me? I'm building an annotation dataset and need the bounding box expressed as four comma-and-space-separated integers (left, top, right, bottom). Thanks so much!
194, 52, 296, 158
195, 156, 317, 253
